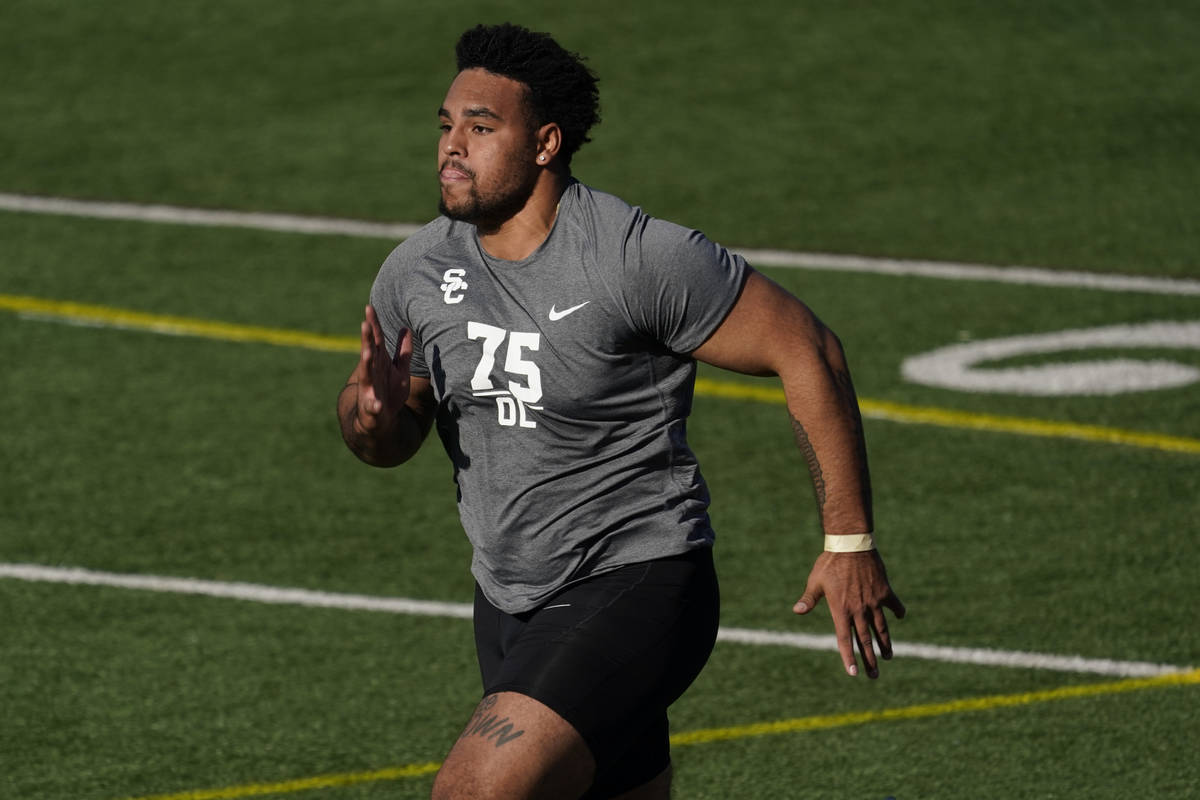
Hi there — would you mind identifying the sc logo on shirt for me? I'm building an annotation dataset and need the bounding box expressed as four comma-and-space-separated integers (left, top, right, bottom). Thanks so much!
441, 269, 469, 304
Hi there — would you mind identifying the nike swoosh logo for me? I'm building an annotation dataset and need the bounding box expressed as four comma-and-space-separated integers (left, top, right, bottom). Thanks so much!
548, 301, 590, 321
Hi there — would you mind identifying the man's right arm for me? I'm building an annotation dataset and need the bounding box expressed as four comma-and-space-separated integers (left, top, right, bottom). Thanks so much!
337, 305, 437, 467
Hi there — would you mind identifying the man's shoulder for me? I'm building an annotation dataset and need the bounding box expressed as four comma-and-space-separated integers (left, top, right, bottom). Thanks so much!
380, 215, 474, 272
559, 181, 653, 255
565, 180, 639, 224
564, 181, 702, 257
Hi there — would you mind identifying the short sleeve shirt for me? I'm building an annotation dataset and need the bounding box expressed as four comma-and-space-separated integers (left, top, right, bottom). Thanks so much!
370, 181, 747, 612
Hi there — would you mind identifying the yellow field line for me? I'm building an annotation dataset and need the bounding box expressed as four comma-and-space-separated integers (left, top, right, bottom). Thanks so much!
694, 378, 1200, 455
122, 669, 1200, 800
668, 667, 1200, 746
5, 292, 1199, 455
859, 397, 1200, 454
126, 763, 442, 800
0, 293, 356, 353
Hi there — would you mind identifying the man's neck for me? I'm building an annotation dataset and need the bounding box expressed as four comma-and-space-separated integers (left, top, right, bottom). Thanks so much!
477, 172, 570, 261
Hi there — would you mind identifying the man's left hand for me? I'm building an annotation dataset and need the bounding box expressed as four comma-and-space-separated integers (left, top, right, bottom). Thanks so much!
794, 550, 906, 679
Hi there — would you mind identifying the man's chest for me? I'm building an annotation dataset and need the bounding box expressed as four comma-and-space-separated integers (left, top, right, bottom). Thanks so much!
411, 261, 650, 431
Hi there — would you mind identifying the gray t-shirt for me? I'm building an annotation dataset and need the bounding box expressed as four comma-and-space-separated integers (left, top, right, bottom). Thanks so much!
370, 180, 747, 612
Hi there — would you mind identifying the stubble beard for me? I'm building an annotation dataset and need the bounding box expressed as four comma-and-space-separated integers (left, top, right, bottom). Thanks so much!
438, 158, 538, 231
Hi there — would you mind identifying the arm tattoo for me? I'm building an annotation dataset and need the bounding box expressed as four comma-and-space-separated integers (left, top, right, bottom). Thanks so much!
790, 365, 874, 529
790, 414, 827, 517
458, 695, 526, 748
833, 369, 874, 527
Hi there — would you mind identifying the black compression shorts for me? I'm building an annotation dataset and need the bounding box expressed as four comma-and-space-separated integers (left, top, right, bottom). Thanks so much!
472, 547, 720, 798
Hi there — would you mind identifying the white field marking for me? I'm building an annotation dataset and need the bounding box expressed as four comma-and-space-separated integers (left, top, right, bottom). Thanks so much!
902, 320, 1200, 396
1, 563, 1187, 679
715, 628, 1184, 678
2, 192, 1199, 296
739, 248, 1200, 296
0, 563, 473, 620
0, 192, 423, 240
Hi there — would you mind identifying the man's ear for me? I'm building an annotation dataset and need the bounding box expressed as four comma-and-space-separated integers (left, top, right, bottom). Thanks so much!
535, 123, 562, 165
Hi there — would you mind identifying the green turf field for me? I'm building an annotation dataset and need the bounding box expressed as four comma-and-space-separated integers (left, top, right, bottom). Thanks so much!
2, 2, 1198, 798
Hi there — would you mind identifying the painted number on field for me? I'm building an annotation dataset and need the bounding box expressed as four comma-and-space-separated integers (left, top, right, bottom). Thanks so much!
901, 320, 1200, 395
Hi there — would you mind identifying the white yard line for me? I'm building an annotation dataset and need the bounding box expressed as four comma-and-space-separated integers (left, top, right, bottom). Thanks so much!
0, 192, 423, 240
3, 192, 1198, 296
738, 248, 1200, 296
1, 562, 1187, 679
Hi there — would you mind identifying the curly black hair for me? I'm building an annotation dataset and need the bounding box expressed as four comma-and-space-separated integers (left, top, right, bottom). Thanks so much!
455, 23, 600, 167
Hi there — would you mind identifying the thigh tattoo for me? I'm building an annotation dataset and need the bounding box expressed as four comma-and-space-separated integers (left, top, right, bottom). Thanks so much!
458, 695, 527, 748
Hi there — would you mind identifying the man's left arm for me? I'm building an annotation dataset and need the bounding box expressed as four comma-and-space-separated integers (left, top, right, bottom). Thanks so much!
692, 268, 906, 679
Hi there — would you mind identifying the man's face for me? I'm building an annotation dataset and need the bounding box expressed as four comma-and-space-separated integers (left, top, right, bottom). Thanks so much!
437, 68, 539, 227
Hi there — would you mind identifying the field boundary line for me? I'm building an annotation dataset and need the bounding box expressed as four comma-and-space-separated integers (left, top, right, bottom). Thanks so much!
117, 668, 1200, 800
1, 563, 1188, 679
3, 192, 1199, 295
5, 292, 1199, 456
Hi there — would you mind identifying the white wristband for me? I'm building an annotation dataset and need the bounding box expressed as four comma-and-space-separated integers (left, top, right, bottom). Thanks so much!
824, 533, 876, 553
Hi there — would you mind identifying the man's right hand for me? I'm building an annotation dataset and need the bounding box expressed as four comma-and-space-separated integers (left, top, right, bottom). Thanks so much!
352, 304, 413, 437
339, 304, 431, 467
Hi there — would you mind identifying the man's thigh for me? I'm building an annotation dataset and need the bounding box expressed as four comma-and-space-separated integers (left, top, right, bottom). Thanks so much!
472, 548, 720, 796
432, 690, 594, 800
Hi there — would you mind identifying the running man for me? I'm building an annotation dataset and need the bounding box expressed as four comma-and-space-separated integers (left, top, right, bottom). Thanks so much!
338, 23, 905, 800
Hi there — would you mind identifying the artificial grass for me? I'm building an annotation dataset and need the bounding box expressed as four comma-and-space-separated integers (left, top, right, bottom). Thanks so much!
2, 0, 1198, 274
